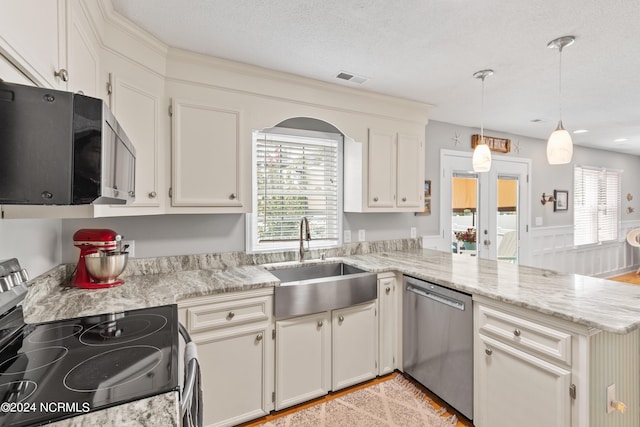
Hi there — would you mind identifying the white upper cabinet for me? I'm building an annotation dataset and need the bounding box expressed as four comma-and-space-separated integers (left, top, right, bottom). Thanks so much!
0, 0, 65, 89
97, 51, 165, 215
368, 129, 397, 208
345, 128, 424, 212
0, 0, 99, 96
396, 133, 423, 208
66, 2, 100, 97
170, 98, 246, 212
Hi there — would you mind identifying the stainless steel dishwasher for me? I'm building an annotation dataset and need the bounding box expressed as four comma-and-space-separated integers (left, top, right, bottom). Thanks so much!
403, 275, 473, 420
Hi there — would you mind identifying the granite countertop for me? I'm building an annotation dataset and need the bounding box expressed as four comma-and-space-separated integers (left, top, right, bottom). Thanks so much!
22, 248, 640, 334
18, 246, 640, 426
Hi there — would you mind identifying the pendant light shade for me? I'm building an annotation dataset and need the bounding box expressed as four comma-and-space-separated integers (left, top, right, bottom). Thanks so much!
547, 120, 573, 164
472, 142, 492, 172
472, 69, 493, 172
546, 36, 575, 165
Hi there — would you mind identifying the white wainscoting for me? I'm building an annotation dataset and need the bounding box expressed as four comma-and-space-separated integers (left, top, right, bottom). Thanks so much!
530, 220, 640, 277
423, 220, 640, 278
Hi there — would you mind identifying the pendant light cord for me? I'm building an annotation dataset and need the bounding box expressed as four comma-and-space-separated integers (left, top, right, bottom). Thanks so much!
558, 46, 563, 122
481, 75, 485, 141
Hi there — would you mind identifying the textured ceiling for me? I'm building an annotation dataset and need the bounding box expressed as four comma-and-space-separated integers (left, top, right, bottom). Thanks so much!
112, 0, 640, 156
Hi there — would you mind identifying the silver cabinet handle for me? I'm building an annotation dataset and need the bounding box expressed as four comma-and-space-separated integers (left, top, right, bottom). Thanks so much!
54, 68, 69, 82
338, 316, 344, 322
148, 191, 157, 199
484, 239, 491, 246
385, 286, 391, 294
373, 197, 379, 202
402, 197, 407, 202
227, 311, 235, 320
514, 329, 521, 337
229, 193, 236, 200
485, 348, 493, 356
256, 333, 263, 341
317, 320, 323, 327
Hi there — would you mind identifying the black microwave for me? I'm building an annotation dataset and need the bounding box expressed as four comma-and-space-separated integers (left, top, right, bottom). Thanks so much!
0, 81, 136, 205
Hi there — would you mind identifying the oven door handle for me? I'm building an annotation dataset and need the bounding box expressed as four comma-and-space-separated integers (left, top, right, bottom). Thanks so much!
179, 322, 202, 427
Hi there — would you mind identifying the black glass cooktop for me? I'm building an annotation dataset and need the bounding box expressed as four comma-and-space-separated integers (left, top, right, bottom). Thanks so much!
0, 304, 179, 426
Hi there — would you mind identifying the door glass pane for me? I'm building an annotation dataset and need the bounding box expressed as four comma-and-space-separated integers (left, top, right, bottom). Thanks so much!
497, 177, 518, 263
452, 174, 478, 255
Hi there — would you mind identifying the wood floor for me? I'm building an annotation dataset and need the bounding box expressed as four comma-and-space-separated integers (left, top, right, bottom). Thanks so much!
608, 270, 640, 286
237, 372, 474, 427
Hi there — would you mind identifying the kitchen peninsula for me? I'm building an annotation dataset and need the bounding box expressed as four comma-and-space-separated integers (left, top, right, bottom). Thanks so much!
22, 242, 640, 427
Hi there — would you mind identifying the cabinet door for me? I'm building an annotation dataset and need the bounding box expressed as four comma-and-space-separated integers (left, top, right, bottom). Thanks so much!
368, 129, 396, 208
0, 0, 65, 89
475, 334, 571, 427
171, 99, 243, 208
66, 3, 100, 97
275, 312, 331, 410
111, 73, 163, 209
396, 133, 423, 208
378, 275, 397, 375
332, 302, 378, 390
194, 326, 271, 427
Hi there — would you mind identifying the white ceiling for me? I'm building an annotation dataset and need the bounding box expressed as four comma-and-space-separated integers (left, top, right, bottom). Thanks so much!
112, 0, 640, 156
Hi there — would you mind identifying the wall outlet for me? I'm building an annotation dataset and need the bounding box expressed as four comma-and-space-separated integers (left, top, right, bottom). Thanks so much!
344, 230, 351, 243
122, 240, 135, 258
535, 216, 543, 226
358, 229, 366, 242
410, 227, 417, 238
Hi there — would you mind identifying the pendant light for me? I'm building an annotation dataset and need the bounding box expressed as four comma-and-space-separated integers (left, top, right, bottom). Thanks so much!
472, 69, 494, 172
546, 35, 575, 165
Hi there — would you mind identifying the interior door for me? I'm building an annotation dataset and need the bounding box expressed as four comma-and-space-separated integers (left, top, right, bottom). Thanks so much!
441, 150, 530, 264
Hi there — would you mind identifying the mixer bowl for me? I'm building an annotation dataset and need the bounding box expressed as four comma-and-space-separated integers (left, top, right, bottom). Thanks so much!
84, 251, 128, 283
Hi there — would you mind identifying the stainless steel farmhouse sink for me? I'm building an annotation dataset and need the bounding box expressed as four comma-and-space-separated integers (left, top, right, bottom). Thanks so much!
271, 262, 377, 319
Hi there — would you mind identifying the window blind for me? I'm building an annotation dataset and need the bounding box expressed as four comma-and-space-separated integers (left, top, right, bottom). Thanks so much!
574, 165, 621, 246
255, 131, 340, 246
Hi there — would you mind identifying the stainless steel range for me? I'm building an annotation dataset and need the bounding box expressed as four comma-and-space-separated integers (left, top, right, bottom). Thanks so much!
0, 258, 182, 426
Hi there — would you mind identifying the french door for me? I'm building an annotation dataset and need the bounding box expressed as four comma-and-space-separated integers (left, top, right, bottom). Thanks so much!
441, 150, 531, 264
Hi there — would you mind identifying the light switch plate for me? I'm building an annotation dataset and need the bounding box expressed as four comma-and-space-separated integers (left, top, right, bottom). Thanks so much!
358, 229, 366, 242
344, 230, 351, 243
607, 384, 616, 414
410, 227, 417, 238
535, 216, 543, 226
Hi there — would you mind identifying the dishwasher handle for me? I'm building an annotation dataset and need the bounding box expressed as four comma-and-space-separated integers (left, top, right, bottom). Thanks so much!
406, 284, 466, 311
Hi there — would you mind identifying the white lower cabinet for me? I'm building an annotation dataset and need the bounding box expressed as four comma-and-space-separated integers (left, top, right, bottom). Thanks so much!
474, 300, 573, 427
332, 302, 378, 390
179, 289, 274, 427
275, 312, 331, 410
476, 334, 571, 427
275, 301, 378, 411
377, 272, 399, 375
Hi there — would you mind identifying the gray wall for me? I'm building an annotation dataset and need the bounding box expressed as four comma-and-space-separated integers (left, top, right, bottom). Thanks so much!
59, 213, 422, 263
0, 219, 61, 277
421, 120, 640, 235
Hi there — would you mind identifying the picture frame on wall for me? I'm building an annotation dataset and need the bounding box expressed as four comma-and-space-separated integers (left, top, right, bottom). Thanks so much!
415, 180, 432, 216
554, 190, 568, 212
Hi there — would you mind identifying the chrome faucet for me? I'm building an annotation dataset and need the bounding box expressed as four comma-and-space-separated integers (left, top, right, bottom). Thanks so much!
299, 216, 311, 261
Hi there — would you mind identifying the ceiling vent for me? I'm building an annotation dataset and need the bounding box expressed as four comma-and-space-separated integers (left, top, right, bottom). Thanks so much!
336, 71, 368, 84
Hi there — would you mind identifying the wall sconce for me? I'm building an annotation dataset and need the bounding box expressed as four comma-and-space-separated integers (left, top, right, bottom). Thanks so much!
541, 193, 556, 205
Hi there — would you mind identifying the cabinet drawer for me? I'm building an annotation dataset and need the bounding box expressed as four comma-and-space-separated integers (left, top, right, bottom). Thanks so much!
186, 295, 270, 333
478, 305, 572, 365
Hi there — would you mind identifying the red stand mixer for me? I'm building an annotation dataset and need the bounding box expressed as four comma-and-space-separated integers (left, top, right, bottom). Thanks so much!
72, 228, 127, 289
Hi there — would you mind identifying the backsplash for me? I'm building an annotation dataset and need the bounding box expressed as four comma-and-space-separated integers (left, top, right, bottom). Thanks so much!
29, 238, 423, 287
124, 238, 423, 276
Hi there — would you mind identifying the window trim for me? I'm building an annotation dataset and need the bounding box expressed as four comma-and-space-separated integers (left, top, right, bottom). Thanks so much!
246, 127, 344, 253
